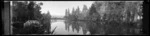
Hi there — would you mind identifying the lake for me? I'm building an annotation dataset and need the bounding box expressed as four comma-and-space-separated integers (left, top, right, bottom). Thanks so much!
51, 20, 90, 35
50, 19, 141, 35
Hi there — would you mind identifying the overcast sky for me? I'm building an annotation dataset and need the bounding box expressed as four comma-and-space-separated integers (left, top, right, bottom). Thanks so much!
37, 1, 94, 16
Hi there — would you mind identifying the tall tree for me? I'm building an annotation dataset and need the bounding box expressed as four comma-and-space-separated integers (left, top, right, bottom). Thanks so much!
28, 1, 35, 20
82, 5, 88, 13
72, 7, 75, 15
75, 6, 80, 15
71, 7, 78, 20
67, 9, 70, 16
87, 4, 100, 21
34, 2, 43, 20
65, 9, 68, 17
74, 6, 80, 19
89, 4, 98, 15
82, 5, 88, 18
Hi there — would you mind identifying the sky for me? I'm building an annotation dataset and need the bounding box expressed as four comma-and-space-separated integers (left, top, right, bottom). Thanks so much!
37, 1, 94, 17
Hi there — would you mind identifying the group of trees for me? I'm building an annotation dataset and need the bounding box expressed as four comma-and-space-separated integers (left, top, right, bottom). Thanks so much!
40, 11, 51, 34
12, 1, 43, 22
64, 1, 143, 35
64, 5, 89, 20
12, 1, 51, 34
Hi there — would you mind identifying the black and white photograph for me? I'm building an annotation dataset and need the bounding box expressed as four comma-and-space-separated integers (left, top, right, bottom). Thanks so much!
2, 1, 148, 35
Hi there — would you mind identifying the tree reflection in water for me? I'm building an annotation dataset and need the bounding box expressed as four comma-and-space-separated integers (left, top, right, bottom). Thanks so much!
64, 20, 90, 35
64, 20, 141, 35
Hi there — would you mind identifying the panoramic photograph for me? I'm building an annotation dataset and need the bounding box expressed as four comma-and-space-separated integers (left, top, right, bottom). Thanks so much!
5, 1, 144, 35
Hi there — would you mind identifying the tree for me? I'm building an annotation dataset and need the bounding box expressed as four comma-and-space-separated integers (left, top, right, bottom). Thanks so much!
86, 4, 100, 21
72, 7, 75, 15
33, 2, 43, 20
27, 1, 35, 20
77, 5, 89, 20
82, 5, 88, 14
67, 9, 71, 17
12, 1, 45, 34
89, 4, 97, 15
12, 1, 29, 22
69, 7, 79, 20
65, 9, 68, 18
41, 11, 51, 34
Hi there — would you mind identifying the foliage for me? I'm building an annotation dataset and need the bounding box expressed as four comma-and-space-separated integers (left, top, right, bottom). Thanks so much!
12, 1, 43, 22
12, 1, 52, 34
40, 12, 51, 34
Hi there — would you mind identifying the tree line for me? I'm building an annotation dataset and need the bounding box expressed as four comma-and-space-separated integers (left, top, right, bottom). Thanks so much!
64, 1, 143, 34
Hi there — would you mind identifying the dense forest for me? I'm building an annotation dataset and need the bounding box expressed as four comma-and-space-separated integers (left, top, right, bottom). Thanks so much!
64, 1, 143, 35
12, 1, 52, 34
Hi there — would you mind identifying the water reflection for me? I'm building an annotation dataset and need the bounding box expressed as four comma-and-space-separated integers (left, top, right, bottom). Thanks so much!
51, 19, 107, 35
51, 20, 84, 35
64, 20, 90, 35
51, 19, 139, 35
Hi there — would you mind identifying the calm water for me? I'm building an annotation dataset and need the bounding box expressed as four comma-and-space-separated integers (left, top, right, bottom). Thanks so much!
51, 20, 90, 35
50, 19, 140, 35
